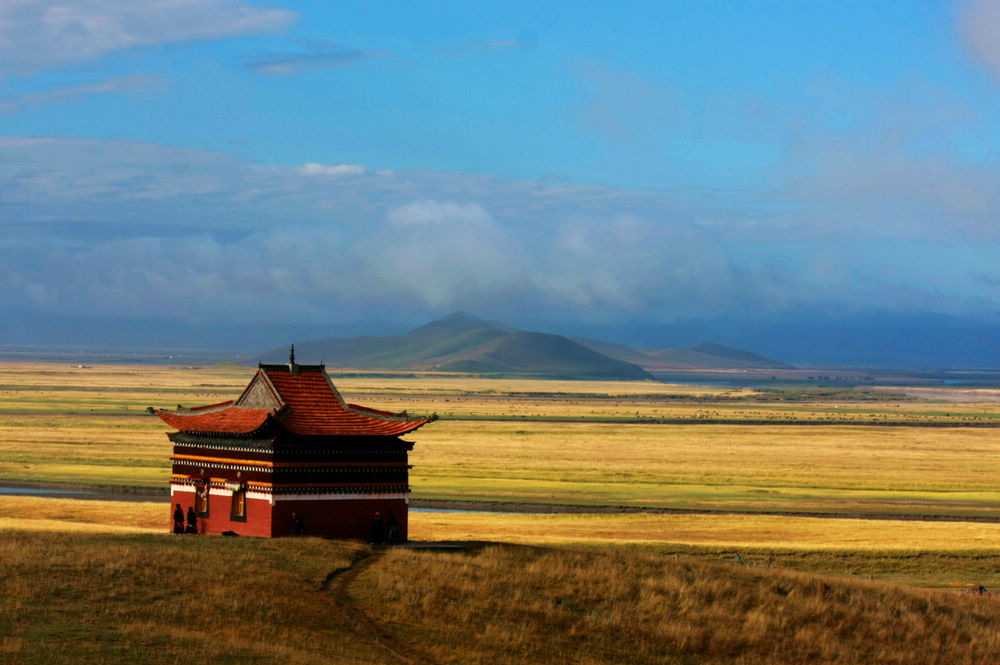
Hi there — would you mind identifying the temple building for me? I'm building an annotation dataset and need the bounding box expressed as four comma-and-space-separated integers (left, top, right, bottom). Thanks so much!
155, 351, 434, 539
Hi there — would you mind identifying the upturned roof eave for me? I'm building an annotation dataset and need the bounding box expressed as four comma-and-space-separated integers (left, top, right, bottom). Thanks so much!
158, 364, 437, 438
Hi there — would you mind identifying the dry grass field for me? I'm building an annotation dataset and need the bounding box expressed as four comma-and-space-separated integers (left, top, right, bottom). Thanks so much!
412, 420, 1000, 518
358, 545, 1000, 665
1, 531, 373, 665
3, 530, 1000, 665
6, 494, 1000, 571
3, 361, 1000, 520
4, 361, 1000, 663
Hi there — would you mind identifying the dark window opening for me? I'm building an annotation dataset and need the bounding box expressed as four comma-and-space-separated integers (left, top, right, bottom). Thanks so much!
194, 484, 209, 517
230, 487, 247, 522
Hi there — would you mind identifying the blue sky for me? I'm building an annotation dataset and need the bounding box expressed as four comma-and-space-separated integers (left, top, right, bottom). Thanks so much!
2, 1, 1000, 361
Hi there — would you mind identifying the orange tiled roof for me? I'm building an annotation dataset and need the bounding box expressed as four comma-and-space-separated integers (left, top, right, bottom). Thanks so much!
187, 400, 235, 412
157, 363, 432, 437
157, 406, 273, 434
261, 365, 432, 436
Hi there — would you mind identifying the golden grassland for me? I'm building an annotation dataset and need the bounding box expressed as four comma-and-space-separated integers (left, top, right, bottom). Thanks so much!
3, 362, 1000, 519
0, 413, 166, 487
5, 361, 1000, 662
3, 530, 1000, 665
338, 378, 1000, 424
0, 531, 376, 665
0, 495, 165, 533
5, 494, 1000, 588
0, 363, 1000, 546
0, 363, 245, 414
358, 544, 1000, 665
4, 361, 1000, 422
411, 420, 1000, 517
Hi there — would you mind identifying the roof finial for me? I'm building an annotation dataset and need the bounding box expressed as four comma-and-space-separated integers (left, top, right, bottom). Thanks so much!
289, 344, 295, 364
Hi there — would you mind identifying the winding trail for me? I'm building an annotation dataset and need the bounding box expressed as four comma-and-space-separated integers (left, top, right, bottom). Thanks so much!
321, 547, 438, 665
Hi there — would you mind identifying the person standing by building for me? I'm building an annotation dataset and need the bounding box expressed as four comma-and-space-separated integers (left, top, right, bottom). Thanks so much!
186, 506, 198, 534
385, 510, 399, 543
371, 512, 384, 544
173, 504, 184, 534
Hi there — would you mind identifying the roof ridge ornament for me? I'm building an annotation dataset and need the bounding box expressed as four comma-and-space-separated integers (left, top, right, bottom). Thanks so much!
289, 344, 299, 375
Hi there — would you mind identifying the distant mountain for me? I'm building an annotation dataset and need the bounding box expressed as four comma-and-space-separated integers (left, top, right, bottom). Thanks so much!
258, 312, 654, 381
574, 338, 791, 371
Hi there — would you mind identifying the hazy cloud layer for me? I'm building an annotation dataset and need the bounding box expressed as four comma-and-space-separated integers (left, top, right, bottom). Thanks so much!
574, 60, 678, 145
246, 46, 386, 76
0, 0, 295, 76
299, 163, 367, 177
2, 136, 999, 326
434, 39, 534, 58
959, 0, 1000, 81
0, 75, 163, 114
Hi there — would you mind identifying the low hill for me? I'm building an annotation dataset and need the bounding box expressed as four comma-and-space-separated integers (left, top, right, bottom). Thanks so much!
258, 312, 653, 381
8, 531, 999, 665
576, 337, 791, 371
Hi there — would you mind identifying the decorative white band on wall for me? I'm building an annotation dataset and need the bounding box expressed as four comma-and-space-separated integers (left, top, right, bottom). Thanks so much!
272, 492, 410, 502
170, 484, 407, 503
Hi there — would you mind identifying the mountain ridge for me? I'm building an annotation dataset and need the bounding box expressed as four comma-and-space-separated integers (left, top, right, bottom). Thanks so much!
572, 337, 789, 371
258, 312, 789, 380
260, 312, 653, 380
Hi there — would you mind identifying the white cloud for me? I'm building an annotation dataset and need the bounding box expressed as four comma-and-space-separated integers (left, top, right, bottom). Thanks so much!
364, 200, 527, 309
386, 200, 490, 226
959, 0, 1000, 82
434, 39, 533, 58
772, 76, 1000, 240
0, 0, 296, 76
2, 136, 1000, 324
247, 46, 386, 77
299, 162, 366, 177
573, 60, 678, 144
535, 215, 740, 315
0, 75, 162, 114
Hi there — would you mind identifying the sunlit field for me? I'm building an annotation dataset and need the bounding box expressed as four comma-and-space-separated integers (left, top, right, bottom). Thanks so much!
2, 360, 1000, 570
3, 529, 1000, 665
412, 420, 1000, 518
7, 493, 999, 557
4, 361, 1000, 422
3, 362, 1000, 520
4, 493, 1000, 662
5, 361, 1000, 664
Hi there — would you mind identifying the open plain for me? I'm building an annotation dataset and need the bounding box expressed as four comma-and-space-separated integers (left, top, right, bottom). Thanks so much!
2, 361, 1000, 663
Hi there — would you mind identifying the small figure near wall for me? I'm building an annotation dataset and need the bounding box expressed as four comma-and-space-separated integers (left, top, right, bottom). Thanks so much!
173, 503, 184, 534
293, 512, 304, 537
186, 506, 198, 534
385, 510, 399, 544
371, 511, 384, 545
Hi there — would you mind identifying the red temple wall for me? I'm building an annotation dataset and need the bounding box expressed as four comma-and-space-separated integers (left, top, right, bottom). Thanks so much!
170, 486, 271, 537
271, 496, 409, 541
170, 485, 408, 541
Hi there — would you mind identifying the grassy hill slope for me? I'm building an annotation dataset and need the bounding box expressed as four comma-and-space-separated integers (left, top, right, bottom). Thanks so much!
437, 331, 654, 379
577, 337, 791, 370
4, 531, 999, 665
259, 312, 653, 380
